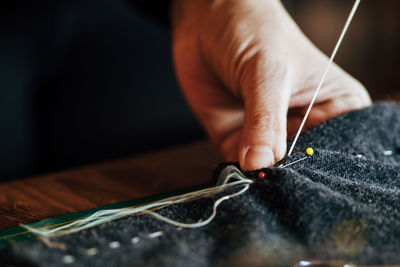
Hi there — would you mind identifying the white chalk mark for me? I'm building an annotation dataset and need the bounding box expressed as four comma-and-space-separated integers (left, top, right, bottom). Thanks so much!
62, 255, 74, 264
383, 150, 393, 156
86, 247, 99, 256
109, 241, 120, 249
148, 231, 163, 239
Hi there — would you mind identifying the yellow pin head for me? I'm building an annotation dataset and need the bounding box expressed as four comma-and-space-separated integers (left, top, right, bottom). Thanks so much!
306, 147, 314, 156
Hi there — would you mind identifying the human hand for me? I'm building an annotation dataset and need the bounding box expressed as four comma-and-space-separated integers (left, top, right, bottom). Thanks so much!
172, 0, 371, 170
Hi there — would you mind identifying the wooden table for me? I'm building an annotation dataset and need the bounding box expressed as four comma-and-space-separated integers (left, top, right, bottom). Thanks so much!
0, 141, 221, 230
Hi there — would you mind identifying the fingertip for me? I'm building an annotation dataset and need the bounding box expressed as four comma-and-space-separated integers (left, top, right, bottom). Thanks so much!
240, 146, 275, 171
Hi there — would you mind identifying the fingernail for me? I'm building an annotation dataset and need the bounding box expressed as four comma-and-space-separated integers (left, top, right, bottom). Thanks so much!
243, 146, 275, 171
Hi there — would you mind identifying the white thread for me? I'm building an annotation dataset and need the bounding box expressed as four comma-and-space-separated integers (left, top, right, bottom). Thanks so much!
22, 166, 252, 238
109, 241, 120, 249
131, 237, 140, 244
147, 184, 250, 228
287, 0, 361, 156
86, 247, 99, 256
148, 231, 163, 238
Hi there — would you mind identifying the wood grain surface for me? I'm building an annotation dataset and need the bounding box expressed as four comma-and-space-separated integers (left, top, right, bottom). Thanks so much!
0, 141, 221, 230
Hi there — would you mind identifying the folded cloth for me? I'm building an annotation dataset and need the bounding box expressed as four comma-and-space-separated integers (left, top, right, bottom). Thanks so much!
2, 103, 400, 266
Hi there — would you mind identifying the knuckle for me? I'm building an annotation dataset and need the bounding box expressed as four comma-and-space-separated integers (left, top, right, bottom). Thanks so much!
351, 84, 372, 108
237, 46, 289, 95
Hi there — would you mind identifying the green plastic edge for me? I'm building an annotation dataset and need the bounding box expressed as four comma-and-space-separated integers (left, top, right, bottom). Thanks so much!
0, 183, 211, 247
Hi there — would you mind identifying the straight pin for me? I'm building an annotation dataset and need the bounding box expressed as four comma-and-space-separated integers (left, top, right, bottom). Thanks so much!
279, 156, 308, 169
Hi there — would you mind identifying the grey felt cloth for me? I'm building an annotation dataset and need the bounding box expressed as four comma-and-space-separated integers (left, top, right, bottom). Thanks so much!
2, 103, 400, 266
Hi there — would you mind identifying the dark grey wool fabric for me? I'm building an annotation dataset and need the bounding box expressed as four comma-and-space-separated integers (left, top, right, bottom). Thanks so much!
2, 103, 400, 267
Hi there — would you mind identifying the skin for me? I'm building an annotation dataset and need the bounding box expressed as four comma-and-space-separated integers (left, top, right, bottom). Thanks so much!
172, 0, 371, 171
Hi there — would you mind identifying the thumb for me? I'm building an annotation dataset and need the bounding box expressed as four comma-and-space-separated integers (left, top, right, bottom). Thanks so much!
238, 66, 291, 171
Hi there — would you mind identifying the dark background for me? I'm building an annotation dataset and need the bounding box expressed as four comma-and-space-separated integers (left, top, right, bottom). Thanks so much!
0, 0, 398, 181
